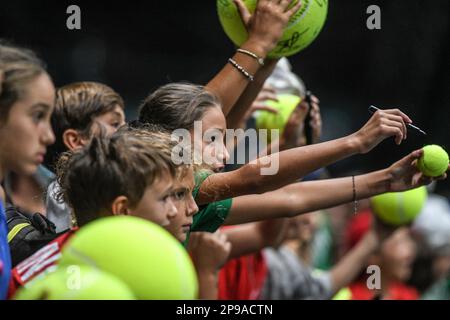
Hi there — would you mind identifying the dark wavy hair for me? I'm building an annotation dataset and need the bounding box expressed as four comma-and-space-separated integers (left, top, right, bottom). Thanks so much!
138, 82, 221, 131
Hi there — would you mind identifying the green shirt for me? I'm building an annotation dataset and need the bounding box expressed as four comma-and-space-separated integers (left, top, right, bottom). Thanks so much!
183, 171, 232, 246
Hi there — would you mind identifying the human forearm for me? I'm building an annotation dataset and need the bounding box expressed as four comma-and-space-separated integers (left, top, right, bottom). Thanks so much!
206, 0, 301, 116
226, 59, 279, 128
238, 108, 414, 194
198, 110, 417, 205
197, 135, 359, 205
224, 219, 288, 259
279, 170, 390, 215
329, 231, 378, 294
246, 135, 361, 193
206, 40, 269, 116
225, 170, 389, 225
197, 270, 219, 300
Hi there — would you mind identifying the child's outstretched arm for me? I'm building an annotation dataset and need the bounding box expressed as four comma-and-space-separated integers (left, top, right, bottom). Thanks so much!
223, 148, 448, 225
206, 0, 301, 117
197, 109, 412, 205
222, 218, 288, 260
226, 59, 280, 129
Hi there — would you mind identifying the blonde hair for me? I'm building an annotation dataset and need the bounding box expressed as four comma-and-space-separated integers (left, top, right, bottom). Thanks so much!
57, 127, 186, 227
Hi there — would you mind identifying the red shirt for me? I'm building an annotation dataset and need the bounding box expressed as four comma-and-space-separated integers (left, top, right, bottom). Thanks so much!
218, 252, 268, 300
349, 281, 419, 300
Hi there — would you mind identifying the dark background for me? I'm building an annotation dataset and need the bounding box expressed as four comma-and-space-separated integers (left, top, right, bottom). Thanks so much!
1, 0, 449, 193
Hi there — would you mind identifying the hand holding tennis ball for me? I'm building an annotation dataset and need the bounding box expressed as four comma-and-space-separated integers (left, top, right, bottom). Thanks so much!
218, 0, 328, 58
384, 149, 447, 195
416, 145, 449, 177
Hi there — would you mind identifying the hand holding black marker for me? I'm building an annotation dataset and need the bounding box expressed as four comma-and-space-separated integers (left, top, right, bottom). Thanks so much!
368, 105, 427, 136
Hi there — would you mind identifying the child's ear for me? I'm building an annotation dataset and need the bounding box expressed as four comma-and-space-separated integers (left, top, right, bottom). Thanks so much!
62, 129, 89, 151
111, 196, 131, 216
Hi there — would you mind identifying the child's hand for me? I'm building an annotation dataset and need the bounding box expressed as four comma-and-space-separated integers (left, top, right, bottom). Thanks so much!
188, 231, 232, 274
352, 108, 412, 154
240, 85, 279, 128
385, 149, 448, 192
235, 0, 302, 56
281, 99, 309, 148
282, 94, 321, 148
308, 95, 322, 144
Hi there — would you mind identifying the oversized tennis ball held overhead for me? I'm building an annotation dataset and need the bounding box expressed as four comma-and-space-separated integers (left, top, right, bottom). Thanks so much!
217, 0, 329, 58
370, 186, 427, 226
417, 145, 449, 177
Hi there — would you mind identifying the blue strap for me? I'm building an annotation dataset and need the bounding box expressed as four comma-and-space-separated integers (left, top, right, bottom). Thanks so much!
0, 201, 12, 300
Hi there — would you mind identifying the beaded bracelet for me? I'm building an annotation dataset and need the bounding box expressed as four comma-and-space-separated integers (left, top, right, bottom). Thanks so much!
228, 58, 255, 82
236, 48, 265, 66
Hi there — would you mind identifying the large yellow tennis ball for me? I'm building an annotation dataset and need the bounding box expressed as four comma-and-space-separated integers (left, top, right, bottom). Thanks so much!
14, 266, 135, 300
217, 0, 328, 58
417, 145, 449, 177
371, 187, 427, 226
58, 216, 198, 300
255, 93, 301, 142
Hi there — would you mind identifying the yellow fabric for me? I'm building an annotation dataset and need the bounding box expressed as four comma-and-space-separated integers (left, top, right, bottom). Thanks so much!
7, 223, 30, 243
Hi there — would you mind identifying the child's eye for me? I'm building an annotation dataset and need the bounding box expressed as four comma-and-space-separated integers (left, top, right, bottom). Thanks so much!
32, 111, 46, 123
173, 191, 186, 200
111, 122, 121, 128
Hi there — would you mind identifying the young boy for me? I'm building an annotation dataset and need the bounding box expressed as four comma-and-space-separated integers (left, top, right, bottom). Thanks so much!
44, 82, 126, 232
58, 127, 183, 227
10, 128, 230, 299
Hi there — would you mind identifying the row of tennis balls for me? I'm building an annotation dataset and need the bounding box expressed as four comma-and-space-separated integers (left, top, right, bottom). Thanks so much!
15, 216, 198, 300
